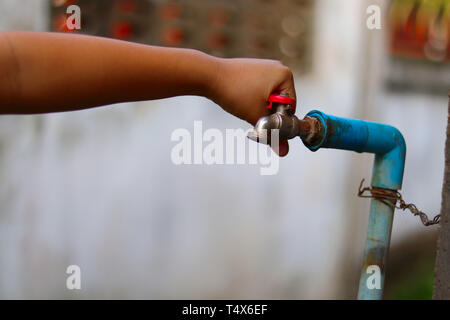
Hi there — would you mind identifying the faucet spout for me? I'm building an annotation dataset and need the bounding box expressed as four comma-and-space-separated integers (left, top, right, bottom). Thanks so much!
248, 110, 321, 146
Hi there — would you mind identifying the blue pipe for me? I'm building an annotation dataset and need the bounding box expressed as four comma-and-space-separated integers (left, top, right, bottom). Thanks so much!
303, 110, 406, 300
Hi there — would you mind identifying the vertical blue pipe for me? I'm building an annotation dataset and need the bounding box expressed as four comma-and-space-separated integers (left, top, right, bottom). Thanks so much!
303, 110, 406, 300
357, 197, 395, 299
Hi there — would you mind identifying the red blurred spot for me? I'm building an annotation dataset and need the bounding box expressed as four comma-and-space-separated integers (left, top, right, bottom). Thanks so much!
111, 21, 133, 40
207, 32, 228, 50
53, 0, 78, 7
52, 14, 77, 33
162, 26, 185, 46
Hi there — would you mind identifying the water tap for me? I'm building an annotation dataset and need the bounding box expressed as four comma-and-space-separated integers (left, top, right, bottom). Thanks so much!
247, 92, 320, 146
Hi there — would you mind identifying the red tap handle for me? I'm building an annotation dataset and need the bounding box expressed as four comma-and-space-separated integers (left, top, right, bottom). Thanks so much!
267, 94, 296, 112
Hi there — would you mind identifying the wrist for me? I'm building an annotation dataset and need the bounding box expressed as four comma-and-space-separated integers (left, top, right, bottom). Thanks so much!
201, 55, 224, 103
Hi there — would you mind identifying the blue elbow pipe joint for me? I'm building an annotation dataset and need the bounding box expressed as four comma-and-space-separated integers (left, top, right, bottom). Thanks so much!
303, 110, 406, 190
300, 110, 406, 299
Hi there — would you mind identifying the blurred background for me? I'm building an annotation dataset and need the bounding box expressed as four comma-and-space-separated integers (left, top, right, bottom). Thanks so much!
0, 0, 448, 299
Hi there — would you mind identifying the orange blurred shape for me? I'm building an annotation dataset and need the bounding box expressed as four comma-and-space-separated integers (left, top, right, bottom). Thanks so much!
52, 14, 77, 33
207, 32, 228, 50
162, 26, 185, 46
111, 21, 133, 40
209, 9, 230, 26
415, 24, 427, 43
53, 0, 78, 7
116, 0, 137, 13
161, 3, 181, 21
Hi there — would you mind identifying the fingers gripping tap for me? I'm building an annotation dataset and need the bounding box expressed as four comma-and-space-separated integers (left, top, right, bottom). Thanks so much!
247, 92, 320, 146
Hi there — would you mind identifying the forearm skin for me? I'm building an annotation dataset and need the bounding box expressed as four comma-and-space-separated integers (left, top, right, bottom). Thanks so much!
0, 32, 221, 114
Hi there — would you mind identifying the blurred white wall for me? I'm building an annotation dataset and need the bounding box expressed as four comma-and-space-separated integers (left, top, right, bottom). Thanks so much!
0, 0, 447, 299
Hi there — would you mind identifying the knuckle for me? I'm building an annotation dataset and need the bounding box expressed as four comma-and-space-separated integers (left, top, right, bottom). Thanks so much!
266, 59, 284, 69
267, 59, 282, 65
280, 66, 293, 79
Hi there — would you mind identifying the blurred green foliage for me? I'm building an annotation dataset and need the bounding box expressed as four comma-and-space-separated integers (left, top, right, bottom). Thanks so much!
386, 259, 435, 300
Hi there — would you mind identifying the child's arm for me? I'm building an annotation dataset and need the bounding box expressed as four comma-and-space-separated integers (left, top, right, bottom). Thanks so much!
0, 31, 295, 154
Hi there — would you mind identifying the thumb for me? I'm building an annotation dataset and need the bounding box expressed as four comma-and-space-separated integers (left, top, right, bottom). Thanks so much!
272, 138, 289, 157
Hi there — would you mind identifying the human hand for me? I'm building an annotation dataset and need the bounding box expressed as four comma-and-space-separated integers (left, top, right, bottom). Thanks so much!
208, 58, 296, 157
